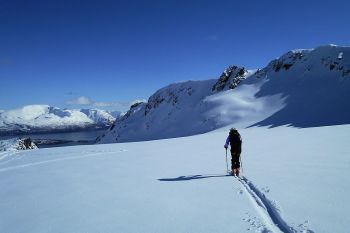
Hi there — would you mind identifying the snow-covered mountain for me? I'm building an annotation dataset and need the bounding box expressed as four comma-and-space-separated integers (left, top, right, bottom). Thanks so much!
79, 109, 117, 126
250, 44, 350, 127
98, 44, 350, 143
106, 110, 122, 119
0, 105, 117, 135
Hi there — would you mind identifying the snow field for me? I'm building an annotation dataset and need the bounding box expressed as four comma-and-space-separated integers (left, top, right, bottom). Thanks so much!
0, 125, 349, 232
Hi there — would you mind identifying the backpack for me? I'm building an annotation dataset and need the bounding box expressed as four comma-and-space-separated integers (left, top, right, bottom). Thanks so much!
229, 128, 242, 153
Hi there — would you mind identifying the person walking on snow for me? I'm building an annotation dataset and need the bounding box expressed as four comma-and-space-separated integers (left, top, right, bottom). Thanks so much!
224, 128, 242, 176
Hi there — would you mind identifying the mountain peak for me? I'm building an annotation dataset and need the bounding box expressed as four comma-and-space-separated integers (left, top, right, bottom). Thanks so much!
211, 65, 249, 92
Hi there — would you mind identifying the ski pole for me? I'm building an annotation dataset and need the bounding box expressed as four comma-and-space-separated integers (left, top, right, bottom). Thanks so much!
225, 149, 228, 173
240, 155, 243, 174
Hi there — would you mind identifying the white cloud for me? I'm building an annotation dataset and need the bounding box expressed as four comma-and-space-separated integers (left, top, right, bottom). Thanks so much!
66, 96, 146, 111
92, 102, 113, 107
66, 96, 93, 105
93, 101, 127, 108
93, 99, 146, 108
129, 99, 147, 106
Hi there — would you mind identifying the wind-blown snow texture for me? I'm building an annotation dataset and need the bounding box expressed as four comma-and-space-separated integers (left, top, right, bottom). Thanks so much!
0, 105, 116, 134
98, 45, 350, 143
0, 125, 349, 232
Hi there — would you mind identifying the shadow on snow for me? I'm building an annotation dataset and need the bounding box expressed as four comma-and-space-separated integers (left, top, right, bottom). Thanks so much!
158, 174, 231, 181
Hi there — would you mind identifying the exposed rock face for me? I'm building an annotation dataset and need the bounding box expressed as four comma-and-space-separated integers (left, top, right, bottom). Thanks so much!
321, 52, 350, 76
212, 65, 248, 92
16, 138, 38, 150
125, 102, 146, 118
144, 83, 195, 116
0, 138, 38, 153
258, 44, 350, 78
269, 50, 305, 72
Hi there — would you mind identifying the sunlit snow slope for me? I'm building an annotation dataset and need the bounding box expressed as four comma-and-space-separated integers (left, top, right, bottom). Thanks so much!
0, 125, 349, 233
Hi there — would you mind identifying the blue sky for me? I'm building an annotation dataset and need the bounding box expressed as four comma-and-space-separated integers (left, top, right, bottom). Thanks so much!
1, 0, 349, 111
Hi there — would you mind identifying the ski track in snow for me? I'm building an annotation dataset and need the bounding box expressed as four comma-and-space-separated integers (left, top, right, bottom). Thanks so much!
0, 150, 126, 173
237, 176, 313, 233
0, 151, 24, 165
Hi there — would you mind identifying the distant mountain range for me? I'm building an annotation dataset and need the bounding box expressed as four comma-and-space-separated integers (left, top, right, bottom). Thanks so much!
97, 44, 350, 143
0, 105, 120, 135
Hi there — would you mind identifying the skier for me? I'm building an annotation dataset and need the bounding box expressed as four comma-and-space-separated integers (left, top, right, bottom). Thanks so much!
224, 128, 242, 176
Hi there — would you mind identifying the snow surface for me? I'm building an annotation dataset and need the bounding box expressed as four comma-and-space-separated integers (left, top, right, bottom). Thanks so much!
98, 77, 286, 143
0, 138, 38, 164
1, 125, 349, 232
204, 80, 286, 128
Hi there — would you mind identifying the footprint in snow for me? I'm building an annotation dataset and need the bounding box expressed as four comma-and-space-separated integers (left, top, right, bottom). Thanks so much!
262, 187, 270, 193
243, 212, 266, 232
297, 220, 314, 233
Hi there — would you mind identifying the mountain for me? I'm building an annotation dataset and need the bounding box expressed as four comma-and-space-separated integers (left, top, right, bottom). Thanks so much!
80, 109, 117, 126
0, 105, 117, 135
106, 110, 122, 119
98, 44, 350, 143
251, 44, 350, 127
